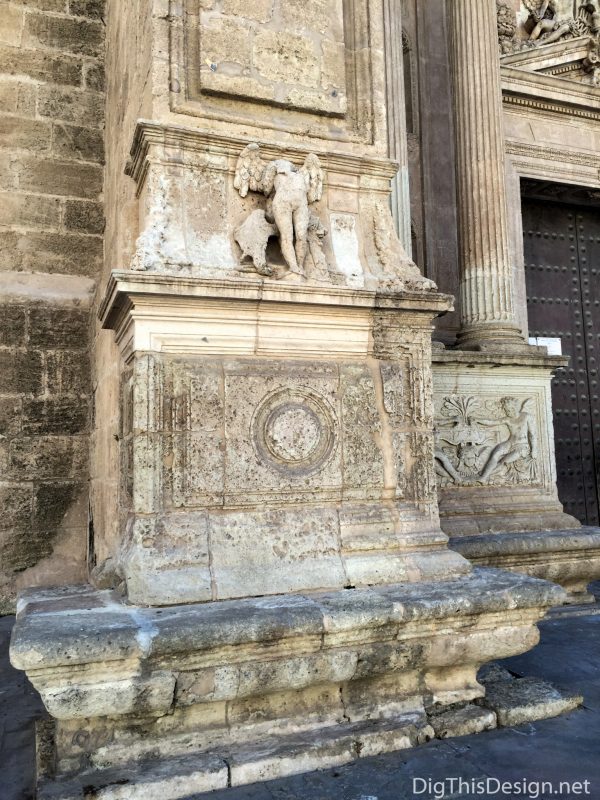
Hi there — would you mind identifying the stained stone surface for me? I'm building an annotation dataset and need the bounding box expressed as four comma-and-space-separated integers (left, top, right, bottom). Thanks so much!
452, 527, 600, 603
427, 704, 497, 739
96, 276, 465, 607
5, 607, 600, 800
480, 677, 583, 728
9, 569, 565, 798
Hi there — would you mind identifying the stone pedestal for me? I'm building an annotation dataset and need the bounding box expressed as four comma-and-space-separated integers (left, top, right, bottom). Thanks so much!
8, 0, 572, 796
100, 271, 470, 607
439, 0, 600, 602
433, 351, 600, 602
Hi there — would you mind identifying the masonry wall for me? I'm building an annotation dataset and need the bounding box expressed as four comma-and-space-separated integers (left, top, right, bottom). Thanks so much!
0, 0, 105, 611
89, 0, 155, 572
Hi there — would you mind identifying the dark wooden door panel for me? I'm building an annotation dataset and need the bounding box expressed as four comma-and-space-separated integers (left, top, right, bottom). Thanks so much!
523, 200, 600, 525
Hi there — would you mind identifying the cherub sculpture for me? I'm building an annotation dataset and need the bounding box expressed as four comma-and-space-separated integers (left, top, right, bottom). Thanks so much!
233, 143, 326, 281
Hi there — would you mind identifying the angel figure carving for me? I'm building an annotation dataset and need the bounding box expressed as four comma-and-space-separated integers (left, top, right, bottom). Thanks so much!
233, 143, 326, 281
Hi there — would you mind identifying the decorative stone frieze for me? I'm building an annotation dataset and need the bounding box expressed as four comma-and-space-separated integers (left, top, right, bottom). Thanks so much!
126, 122, 431, 293
433, 354, 575, 535
433, 352, 600, 602
435, 395, 540, 488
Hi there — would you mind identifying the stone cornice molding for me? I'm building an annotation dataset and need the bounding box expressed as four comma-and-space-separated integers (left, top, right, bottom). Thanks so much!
99, 272, 452, 364
99, 271, 453, 330
126, 120, 399, 192
501, 64, 600, 120
505, 140, 600, 170
500, 36, 592, 71
432, 348, 568, 370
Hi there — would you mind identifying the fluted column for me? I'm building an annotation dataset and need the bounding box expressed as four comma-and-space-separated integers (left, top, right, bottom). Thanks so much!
383, 0, 411, 255
448, 0, 524, 348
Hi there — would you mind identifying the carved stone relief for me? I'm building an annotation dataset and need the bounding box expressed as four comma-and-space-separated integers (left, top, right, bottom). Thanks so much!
137, 357, 428, 510
233, 143, 332, 282
497, 1, 520, 54
499, 0, 600, 54
369, 201, 436, 292
435, 395, 540, 488
251, 388, 337, 476
409, 432, 437, 504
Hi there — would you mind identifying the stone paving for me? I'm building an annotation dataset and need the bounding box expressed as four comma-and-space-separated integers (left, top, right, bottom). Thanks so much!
1, 601, 600, 800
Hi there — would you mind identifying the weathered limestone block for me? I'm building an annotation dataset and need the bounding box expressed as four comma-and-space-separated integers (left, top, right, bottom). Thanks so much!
433, 352, 600, 601
11, 570, 564, 799
100, 273, 467, 606
127, 124, 430, 295
481, 676, 583, 727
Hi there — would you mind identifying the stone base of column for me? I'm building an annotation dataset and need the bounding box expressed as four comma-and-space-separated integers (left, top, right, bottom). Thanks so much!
11, 571, 563, 800
433, 352, 600, 600
455, 323, 534, 353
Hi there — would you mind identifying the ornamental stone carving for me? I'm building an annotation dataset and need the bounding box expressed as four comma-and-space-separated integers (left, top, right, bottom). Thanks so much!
497, 1, 519, 54
435, 395, 540, 487
500, 1, 600, 54
370, 201, 436, 291
233, 143, 329, 282
251, 388, 337, 475
524, 0, 597, 44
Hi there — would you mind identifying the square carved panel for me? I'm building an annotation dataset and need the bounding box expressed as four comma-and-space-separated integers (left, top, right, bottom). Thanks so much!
171, 0, 375, 143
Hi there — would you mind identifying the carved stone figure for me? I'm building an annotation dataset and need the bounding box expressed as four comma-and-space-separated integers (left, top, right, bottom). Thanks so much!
522, 0, 597, 45
233, 143, 326, 281
435, 395, 539, 487
584, 36, 600, 84
234, 209, 278, 277
526, 0, 573, 43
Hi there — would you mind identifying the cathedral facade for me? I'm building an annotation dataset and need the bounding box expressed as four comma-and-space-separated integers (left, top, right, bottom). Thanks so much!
2, 1, 600, 796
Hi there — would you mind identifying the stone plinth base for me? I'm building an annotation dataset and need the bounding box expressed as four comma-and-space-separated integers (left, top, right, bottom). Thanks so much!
433, 352, 579, 537
11, 569, 563, 799
439, 490, 577, 538
431, 353, 600, 598
451, 528, 600, 604
98, 273, 466, 607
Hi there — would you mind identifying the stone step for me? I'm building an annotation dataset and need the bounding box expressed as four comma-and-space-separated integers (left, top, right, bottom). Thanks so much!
38, 713, 433, 800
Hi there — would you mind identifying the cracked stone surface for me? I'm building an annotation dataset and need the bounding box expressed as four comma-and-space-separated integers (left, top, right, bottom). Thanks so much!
480, 677, 582, 728
428, 704, 497, 739
3, 597, 600, 800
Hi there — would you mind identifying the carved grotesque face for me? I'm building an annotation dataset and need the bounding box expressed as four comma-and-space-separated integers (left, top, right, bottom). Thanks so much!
501, 398, 519, 417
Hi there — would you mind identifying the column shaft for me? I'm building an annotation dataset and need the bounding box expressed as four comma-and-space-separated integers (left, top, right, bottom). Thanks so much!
448, 0, 523, 347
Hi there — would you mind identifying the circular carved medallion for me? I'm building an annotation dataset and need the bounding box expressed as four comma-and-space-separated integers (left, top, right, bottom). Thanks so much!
252, 389, 336, 475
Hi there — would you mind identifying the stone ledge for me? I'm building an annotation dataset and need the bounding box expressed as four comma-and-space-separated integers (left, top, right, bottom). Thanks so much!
452, 529, 600, 603
99, 269, 454, 330
11, 568, 564, 675
481, 677, 583, 728
452, 527, 600, 557
432, 347, 568, 369
10, 569, 565, 797
37, 713, 433, 800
